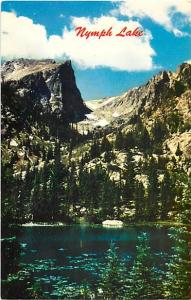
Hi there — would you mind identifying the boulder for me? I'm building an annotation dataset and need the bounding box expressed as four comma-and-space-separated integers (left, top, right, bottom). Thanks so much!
10, 139, 18, 147
102, 220, 123, 227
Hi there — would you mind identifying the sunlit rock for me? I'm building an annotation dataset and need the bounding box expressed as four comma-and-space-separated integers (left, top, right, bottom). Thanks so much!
102, 220, 123, 227
10, 139, 18, 147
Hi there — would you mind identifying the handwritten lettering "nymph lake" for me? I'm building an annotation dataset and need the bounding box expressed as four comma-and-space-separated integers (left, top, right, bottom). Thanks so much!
75, 26, 144, 39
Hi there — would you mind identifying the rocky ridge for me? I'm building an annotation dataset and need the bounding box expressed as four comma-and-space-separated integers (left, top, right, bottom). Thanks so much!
80, 63, 191, 158
2, 59, 90, 130
84, 63, 191, 127
2, 59, 191, 226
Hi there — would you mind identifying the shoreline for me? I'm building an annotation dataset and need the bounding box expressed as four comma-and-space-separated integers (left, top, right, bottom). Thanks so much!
18, 221, 190, 228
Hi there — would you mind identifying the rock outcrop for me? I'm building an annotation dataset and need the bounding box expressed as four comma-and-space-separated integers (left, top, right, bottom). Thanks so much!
102, 220, 123, 227
84, 63, 191, 128
2, 59, 90, 137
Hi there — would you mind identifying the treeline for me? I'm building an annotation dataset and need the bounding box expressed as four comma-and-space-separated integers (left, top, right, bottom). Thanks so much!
2, 137, 190, 226
86, 118, 185, 161
2, 108, 191, 226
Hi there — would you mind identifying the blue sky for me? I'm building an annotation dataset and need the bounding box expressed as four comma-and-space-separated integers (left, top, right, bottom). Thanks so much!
2, 1, 191, 100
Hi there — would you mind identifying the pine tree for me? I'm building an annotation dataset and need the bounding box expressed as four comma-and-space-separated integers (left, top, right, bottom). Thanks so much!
125, 232, 163, 299
163, 227, 191, 299
175, 142, 183, 157
100, 135, 112, 153
46, 148, 54, 161
78, 167, 89, 208
40, 163, 52, 221
115, 131, 124, 150
159, 170, 174, 220
15, 174, 26, 223
31, 169, 41, 221
134, 180, 145, 221
50, 142, 64, 221
175, 172, 191, 224
124, 131, 135, 150
1, 162, 22, 225
141, 127, 151, 152
100, 242, 126, 299
100, 172, 115, 219
88, 168, 100, 211
114, 173, 122, 218
146, 158, 159, 221
151, 120, 167, 144
122, 152, 136, 207
89, 139, 100, 159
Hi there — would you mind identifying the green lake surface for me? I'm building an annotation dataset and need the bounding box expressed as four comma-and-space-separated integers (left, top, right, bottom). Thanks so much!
4, 225, 173, 298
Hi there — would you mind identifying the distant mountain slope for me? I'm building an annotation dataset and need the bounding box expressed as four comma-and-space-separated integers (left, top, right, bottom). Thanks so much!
1, 60, 191, 226
85, 62, 191, 127
81, 63, 191, 158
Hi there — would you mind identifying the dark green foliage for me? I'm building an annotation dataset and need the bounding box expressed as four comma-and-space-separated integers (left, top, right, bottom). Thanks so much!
50, 143, 65, 221
146, 158, 159, 221
103, 150, 116, 162
100, 135, 112, 153
160, 170, 174, 220
167, 112, 184, 134
100, 242, 126, 299
140, 127, 151, 151
134, 180, 145, 221
2, 271, 44, 299
151, 120, 168, 148
175, 142, 183, 156
1, 237, 21, 279
2, 138, 189, 225
1, 237, 45, 299
115, 131, 125, 150
125, 233, 163, 299
1, 163, 22, 225
174, 172, 191, 224
78, 165, 120, 222
115, 122, 152, 153
98, 231, 191, 300
89, 139, 101, 159
174, 81, 185, 97
134, 121, 151, 152
163, 227, 191, 299
122, 152, 136, 208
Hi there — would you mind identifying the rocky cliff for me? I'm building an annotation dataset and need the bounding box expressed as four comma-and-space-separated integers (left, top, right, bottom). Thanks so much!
2, 59, 90, 138
85, 62, 191, 126
81, 63, 191, 158
2, 60, 191, 227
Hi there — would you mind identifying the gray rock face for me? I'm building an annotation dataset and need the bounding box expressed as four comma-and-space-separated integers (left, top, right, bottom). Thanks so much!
86, 62, 191, 129
2, 59, 90, 123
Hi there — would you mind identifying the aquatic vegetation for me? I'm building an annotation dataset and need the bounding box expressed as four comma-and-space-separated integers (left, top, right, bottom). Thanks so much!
2, 226, 190, 299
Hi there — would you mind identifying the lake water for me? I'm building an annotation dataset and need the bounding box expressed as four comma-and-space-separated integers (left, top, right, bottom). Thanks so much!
4, 225, 173, 298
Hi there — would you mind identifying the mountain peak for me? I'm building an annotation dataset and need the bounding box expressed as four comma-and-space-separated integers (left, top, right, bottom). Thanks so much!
2, 59, 63, 82
2, 59, 90, 135
82, 62, 191, 132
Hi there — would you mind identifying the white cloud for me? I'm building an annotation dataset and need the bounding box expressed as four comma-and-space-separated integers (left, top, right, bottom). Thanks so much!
115, 0, 191, 36
1, 12, 62, 59
1, 12, 155, 71
62, 16, 155, 71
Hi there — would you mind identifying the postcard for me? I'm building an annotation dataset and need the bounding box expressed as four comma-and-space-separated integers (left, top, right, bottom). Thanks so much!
1, 1, 191, 299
